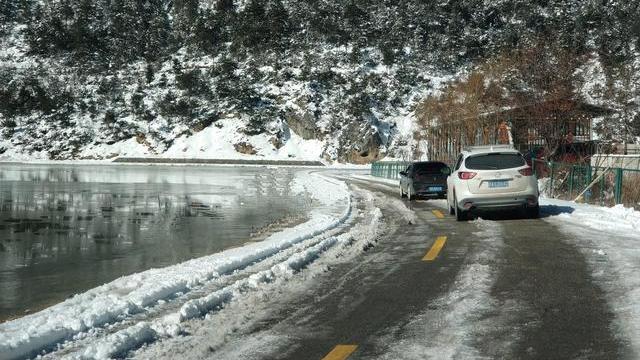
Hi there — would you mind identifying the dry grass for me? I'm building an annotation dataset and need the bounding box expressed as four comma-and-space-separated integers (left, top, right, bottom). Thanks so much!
621, 173, 640, 209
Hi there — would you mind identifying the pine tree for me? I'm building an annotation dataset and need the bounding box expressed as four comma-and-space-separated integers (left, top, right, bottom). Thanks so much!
236, 0, 268, 48
216, 0, 234, 12
268, 0, 292, 43
140, 0, 171, 61
108, 0, 139, 63
173, 0, 200, 44
0, 0, 17, 29
72, 0, 107, 58
195, 8, 223, 52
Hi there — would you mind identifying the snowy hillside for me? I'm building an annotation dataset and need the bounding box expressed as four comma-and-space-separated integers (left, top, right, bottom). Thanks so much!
1, 0, 639, 162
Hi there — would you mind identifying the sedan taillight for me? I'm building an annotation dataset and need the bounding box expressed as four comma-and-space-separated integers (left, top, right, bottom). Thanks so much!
458, 171, 477, 180
519, 167, 533, 176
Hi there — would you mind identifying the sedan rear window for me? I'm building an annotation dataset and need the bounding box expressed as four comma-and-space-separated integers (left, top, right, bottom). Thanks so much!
414, 163, 449, 174
465, 153, 526, 170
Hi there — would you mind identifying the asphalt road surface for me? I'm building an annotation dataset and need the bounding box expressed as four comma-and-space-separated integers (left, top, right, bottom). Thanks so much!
214, 175, 633, 360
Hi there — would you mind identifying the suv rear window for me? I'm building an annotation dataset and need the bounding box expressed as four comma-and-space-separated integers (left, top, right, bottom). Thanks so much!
414, 163, 448, 174
465, 153, 526, 170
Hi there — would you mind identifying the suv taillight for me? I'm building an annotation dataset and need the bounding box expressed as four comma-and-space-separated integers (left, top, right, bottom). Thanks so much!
519, 167, 533, 176
458, 171, 477, 180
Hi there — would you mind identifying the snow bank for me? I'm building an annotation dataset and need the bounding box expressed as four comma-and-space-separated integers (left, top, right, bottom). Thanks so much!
0, 172, 350, 360
542, 198, 640, 233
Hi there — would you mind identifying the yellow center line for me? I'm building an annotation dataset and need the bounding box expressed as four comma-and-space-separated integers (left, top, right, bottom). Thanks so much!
431, 210, 445, 219
422, 236, 447, 261
322, 345, 358, 360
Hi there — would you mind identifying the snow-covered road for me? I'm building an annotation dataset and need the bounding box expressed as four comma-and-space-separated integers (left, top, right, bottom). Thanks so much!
2, 171, 640, 359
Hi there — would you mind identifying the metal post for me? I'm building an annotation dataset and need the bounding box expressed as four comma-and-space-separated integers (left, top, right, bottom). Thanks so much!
549, 161, 555, 198
569, 165, 575, 199
615, 168, 623, 204
586, 164, 592, 202
600, 172, 605, 205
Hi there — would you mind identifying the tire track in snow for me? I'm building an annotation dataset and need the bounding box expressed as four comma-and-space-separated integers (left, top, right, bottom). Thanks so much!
80, 235, 347, 359
44, 216, 353, 359
128, 184, 386, 360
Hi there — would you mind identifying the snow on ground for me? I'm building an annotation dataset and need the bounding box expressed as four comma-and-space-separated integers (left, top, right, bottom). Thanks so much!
76, 118, 327, 162
0, 171, 351, 360
130, 184, 385, 360
0, 142, 50, 162
78, 138, 152, 159
542, 198, 640, 234
376, 219, 509, 359
541, 198, 640, 356
384, 111, 418, 161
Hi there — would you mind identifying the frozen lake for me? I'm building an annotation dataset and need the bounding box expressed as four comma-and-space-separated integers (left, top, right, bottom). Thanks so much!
0, 164, 312, 322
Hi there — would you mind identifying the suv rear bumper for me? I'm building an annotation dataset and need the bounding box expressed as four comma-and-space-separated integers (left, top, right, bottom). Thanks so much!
457, 193, 538, 210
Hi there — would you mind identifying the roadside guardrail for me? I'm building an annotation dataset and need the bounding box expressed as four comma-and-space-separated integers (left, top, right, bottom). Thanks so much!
371, 161, 410, 180
533, 159, 640, 208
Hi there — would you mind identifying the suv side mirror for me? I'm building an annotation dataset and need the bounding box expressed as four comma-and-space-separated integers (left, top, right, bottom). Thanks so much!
399, 171, 407, 176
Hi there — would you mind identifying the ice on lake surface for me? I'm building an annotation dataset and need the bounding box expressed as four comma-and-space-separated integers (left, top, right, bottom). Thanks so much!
0, 164, 312, 322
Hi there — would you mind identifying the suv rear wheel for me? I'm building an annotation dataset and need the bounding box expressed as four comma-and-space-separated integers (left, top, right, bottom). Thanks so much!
454, 194, 468, 221
448, 194, 455, 215
526, 205, 540, 219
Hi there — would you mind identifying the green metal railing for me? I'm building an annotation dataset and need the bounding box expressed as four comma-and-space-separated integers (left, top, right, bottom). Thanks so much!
371, 161, 410, 180
533, 158, 640, 208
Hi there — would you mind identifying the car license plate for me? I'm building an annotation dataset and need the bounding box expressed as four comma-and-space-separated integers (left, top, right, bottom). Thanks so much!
488, 180, 508, 188
428, 186, 443, 192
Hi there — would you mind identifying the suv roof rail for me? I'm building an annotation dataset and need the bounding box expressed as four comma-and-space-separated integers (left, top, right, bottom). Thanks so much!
463, 144, 515, 152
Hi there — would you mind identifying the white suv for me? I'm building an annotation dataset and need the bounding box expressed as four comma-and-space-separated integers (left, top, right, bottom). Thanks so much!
446, 145, 539, 221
